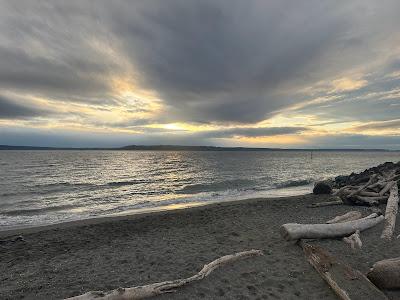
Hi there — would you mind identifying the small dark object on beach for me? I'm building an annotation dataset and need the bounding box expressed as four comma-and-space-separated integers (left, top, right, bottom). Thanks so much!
313, 181, 332, 195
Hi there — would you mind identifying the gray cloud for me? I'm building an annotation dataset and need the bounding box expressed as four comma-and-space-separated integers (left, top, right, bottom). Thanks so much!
309, 134, 400, 150
197, 126, 307, 139
295, 64, 400, 122
1, 1, 400, 147
0, 95, 50, 119
351, 119, 400, 131
1, 1, 399, 123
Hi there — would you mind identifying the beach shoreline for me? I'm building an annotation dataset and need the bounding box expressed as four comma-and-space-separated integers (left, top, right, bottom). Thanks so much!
0, 194, 303, 237
1, 194, 399, 299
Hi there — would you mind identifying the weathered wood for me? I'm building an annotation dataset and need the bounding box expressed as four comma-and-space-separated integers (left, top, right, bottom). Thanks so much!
307, 199, 343, 208
367, 257, 400, 289
326, 211, 362, 224
280, 214, 384, 241
381, 184, 399, 240
359, 191, 381, 197
348, 174, 378, 197
343, 230, 362, 250
379, 181, 396, 196
65, 249, 263, 300
354, 195, 387, 206
299, 241, 388, 300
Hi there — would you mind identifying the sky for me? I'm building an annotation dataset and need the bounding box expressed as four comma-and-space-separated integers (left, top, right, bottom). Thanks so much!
1, 0, 400, 149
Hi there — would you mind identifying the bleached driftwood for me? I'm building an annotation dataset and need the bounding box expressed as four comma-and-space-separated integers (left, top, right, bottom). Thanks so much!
381, 184, 399, 240
307, 199, 343, 208
326, 211, 362, 224
359, 191, 381, 197
65, 249, 263, 300
280, 214, 384, 241
299, 241, 388, 300
343, 230, 362, 250
354, 195, 387, 205
348, 174, 378, 198
367, 257, 400, 289
379, 181, 396, 196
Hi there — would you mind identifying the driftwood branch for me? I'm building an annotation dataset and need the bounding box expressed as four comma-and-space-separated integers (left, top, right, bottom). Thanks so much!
343, 230, 362, 250
299, 241, 387, 300
307, 199, 343, 208
348, 174, 378, 198
379, 181, 396, 196
367, 257, 400, 289
381, 184, 399, 240
65, 249, 263, 300
280, 214, 384, 241
326, 211, 362, 224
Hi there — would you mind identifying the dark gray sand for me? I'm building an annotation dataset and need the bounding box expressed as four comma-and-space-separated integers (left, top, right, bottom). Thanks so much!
1, 194, 399, 300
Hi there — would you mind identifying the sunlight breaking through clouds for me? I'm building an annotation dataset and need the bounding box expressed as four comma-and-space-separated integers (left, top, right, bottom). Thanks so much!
0, 0, 400, 148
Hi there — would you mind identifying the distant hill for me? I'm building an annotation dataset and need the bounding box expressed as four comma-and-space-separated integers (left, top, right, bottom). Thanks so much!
0, 144, 398, 151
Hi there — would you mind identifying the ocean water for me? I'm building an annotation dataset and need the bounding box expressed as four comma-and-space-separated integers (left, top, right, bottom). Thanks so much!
0, 150, 399, 230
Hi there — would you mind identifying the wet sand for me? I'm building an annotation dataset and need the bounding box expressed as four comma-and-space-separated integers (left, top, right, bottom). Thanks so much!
1, 194, 399, 299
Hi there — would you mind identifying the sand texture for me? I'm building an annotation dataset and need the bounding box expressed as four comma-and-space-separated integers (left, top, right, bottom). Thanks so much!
1, 194, 399, 299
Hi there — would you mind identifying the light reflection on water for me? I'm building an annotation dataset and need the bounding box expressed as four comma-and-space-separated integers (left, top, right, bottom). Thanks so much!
0, 150, 399, 229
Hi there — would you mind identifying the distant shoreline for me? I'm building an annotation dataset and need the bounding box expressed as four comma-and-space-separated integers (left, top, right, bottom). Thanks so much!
1, 144, 399, 151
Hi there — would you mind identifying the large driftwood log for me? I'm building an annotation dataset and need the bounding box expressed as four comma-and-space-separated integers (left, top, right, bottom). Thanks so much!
299, 241, 388, 299
367, 257, 400, 289
280, 214, 384, 241
326, 211, 362, 224
65, 249, 263, 300
381, 184, 399, 240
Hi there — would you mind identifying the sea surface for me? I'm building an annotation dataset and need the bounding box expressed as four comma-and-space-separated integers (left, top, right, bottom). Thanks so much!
0, 150, 399, 230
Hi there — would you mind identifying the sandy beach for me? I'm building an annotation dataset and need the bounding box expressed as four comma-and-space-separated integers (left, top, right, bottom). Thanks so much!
1, 194, 399, 300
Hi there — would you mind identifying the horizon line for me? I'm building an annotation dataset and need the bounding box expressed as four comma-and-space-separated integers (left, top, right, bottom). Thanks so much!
1, 144, 399, 152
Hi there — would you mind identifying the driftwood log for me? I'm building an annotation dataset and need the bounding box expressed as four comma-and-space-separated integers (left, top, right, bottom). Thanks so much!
280, 214, 384, 241
381, 184, 399, 240
65, 249, 263, 300
326, 211, 362, 224
307, 199, 343, 208
299, 241, 387, 299
348, 174, 378, 198
367, 257, 400, 289
332, 162, 400, 206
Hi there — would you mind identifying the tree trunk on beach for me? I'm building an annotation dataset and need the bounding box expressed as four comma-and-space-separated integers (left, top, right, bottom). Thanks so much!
64, 250, 263, 300
299, 241, 387, 300
380, 184, 399, 240
367, 257, 400, 289
280, 213, 384, 241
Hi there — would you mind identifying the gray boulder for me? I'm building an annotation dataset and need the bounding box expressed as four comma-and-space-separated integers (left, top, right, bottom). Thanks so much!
313, 180, 332, 195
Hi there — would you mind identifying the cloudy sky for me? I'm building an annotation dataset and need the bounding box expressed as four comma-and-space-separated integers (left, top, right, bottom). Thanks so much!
1, 0, 400, 148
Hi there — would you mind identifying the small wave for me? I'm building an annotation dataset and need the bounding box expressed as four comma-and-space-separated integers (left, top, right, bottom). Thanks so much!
1, 204, 78, 216
106, 179, 148, 187
274, 178, 314, 189
178, 179, 255, 194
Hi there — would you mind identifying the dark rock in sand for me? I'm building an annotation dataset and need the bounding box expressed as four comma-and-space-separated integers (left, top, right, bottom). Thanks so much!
313, 181, 332, 195
334, 175, 349, 187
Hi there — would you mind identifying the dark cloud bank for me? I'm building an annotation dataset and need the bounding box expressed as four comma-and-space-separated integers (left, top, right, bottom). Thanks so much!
1, 0, 400, 147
